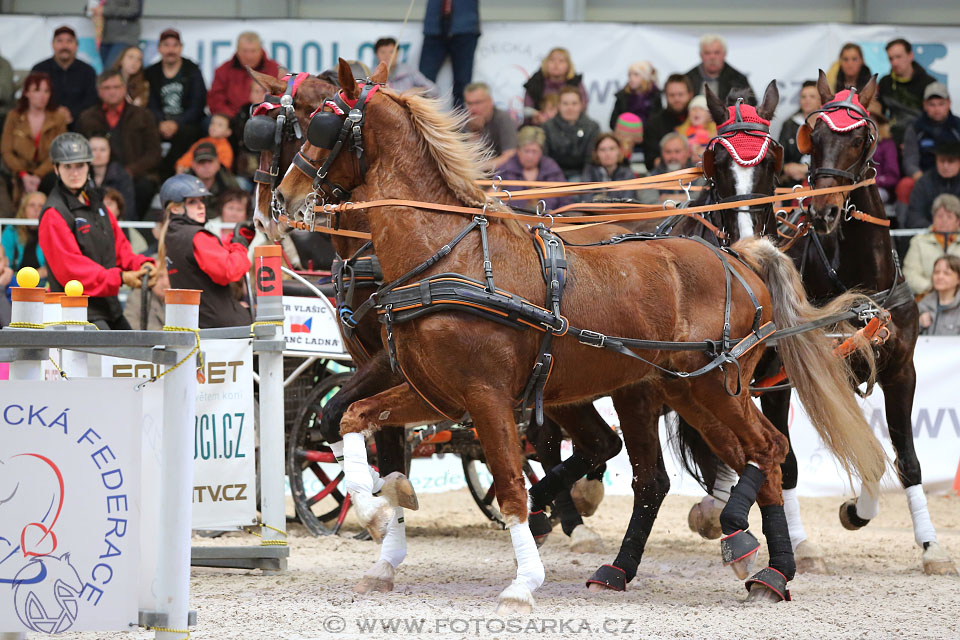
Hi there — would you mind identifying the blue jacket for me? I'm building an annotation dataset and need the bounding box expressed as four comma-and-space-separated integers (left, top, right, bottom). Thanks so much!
2, 224, 47, 282
903, 112, 960, 176
423, 0, 480, 36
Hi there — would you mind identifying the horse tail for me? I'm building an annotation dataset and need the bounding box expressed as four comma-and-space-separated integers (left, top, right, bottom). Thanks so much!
733, 237, 886, 485
665, 410, 718, 493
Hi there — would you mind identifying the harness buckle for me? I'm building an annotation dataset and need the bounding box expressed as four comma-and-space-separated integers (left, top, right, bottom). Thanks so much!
578, 329, 606, 348
347, 108, 363, 123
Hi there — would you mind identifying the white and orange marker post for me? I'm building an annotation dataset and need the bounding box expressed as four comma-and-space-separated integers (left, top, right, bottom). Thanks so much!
253, 245, 287, 554
154, 289, 201, 640
60, 280, 89, 377
9, 267, 46, 381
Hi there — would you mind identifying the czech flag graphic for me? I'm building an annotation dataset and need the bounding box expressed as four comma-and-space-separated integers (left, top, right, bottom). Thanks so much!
291, 317, 313, 333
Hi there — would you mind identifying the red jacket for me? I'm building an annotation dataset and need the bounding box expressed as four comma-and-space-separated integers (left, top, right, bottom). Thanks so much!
39, 204, 152, 298
193, 232, 251, 285
207, 51, 280, 118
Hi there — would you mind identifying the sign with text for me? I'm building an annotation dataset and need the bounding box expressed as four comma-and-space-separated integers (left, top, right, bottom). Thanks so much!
102, 339, 257, 529
282, 295, 348, 358
0, 379, 141, 632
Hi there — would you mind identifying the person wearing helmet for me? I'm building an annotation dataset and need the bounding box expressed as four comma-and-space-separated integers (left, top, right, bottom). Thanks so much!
157, 173, 253, 328
38, 132, 155, 329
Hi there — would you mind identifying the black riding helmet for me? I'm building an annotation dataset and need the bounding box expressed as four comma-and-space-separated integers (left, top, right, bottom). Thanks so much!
159, 174, 213, 209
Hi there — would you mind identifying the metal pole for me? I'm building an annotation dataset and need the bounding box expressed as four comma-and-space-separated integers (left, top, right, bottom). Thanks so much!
154, 290, 201, 640
253, 246, 287, 558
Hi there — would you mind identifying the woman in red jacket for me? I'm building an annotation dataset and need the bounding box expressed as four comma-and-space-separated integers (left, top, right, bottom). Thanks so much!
157, 174, 254, 328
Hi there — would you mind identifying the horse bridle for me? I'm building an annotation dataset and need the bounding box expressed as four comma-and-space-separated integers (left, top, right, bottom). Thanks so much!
802, 88, 878, 188
702, 99, 784, 240
289, 81, 382, 226
243, 72, 310, 220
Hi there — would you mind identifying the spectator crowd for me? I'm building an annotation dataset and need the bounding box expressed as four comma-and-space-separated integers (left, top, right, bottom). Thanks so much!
0, 5, 958, 334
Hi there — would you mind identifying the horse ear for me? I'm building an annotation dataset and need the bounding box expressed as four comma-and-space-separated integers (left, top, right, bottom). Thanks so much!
757, 79, 779, 121
248, 68, 285, 97
701, 147, 715, 180
704, 84, 727, 125
796, 123, 813, 154
816, 69, 833, 105
337, 58, 360, 100
859, 74, 879, 110
369, 62, 389, 85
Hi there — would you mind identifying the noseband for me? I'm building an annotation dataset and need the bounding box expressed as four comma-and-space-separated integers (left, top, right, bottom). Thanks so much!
290, 81, 382, 218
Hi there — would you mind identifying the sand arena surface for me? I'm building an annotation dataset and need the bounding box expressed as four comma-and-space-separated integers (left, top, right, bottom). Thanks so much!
55, 490, 959, 640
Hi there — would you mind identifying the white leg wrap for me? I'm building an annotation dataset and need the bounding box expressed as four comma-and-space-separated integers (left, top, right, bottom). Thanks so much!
905, 484, 938, 547
509, 521, 545, 593
379, 507, 407, 568
343, 431, 374, 496
712, 463, 738, 504
856, 481, 880, 521
329, 440, 344, 464
782, 488, 807, 551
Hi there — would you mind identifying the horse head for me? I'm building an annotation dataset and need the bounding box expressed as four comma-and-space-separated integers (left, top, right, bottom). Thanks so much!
245, 69, 339, 241
800, 70, 878, 234
276, 59, 390, 225
701, 80, 782, 243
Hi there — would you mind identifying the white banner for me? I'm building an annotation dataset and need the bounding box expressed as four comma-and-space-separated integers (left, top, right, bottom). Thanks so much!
102, 338, 257, 529
282, 294, 348, 357
0, 379, 141, 633
409, 337, 960, 497
1, 17, 957, 138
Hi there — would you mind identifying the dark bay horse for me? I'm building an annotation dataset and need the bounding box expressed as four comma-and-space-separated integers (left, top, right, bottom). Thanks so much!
794, 72, 955, 575
276, 59, 886, 610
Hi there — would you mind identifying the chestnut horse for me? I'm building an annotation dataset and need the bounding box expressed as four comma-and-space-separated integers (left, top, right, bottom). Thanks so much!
276, 60, 886, 610
247, 71, 623, 586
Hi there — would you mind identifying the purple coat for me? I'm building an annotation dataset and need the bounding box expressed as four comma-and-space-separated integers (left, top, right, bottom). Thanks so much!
873, 138, 900, 193
495, 154, 573, 211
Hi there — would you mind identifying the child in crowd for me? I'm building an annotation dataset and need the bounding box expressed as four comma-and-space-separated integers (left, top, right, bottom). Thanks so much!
614, 112, 645, 175
676, 95, 716, 159
175, 113, 235, 174
539, 94, 560, 124
214, 189, 251, 245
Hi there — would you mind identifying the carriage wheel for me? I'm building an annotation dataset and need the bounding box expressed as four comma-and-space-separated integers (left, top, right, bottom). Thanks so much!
461, 453, 539, 528
287, 372, 369, 539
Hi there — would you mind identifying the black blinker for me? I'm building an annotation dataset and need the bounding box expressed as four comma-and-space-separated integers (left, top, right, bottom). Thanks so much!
307, 112, 344, 150
243, 115, 280, 152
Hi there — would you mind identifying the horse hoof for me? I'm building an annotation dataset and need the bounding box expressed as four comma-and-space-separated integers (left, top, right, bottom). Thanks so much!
587, 582, 614, 592
838, 498, 868, 531
688, 497, 723, 540
379, 471, 419, 511
353, 494, 392, 543
354, 559, 396, 594
570, 478, 604, 517
496, 582, 534, 615
744, 582, 785, 605
922, 542, 959, 576
569, 525, 604, 554
795, 540, 831, 575
729, 552, 759, 580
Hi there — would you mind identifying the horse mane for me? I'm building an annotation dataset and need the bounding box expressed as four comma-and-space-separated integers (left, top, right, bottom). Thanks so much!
726, 86, 757, 107
381, 88, 494, 209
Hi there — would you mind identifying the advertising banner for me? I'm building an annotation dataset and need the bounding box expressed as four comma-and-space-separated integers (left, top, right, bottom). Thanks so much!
102, 338, 257, 529
0, 379, 141, 633
282, 294, 348, 357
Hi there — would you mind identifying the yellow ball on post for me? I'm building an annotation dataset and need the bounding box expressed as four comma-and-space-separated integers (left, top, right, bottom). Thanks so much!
64, 280, 84, 297
16, 266, 40, 289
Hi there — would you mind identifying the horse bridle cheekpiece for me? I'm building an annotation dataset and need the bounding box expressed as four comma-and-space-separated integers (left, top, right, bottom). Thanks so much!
703, 99, 783, 181
798, 88, 877, 185
244, 72, 310, 189
292, 81, 382, 213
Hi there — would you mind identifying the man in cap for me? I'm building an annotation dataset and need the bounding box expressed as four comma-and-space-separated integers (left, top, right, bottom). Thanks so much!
145, 28, 207, 177
903, 83, 960, 181
906, 142, 960, 229
38, 133, 155, 329
31, 25, 98, 124
186, 141, 239, 219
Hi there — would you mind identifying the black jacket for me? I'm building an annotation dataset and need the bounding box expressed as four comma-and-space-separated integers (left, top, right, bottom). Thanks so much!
523, 70, 584, 110
879, 62, 936, 141
541, 114, 600, 177
144, 58, 207, 126
31, 57, 98, 123
642, 108, 688, 172
164, 214, 251, 329
685, 63, 751, 101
